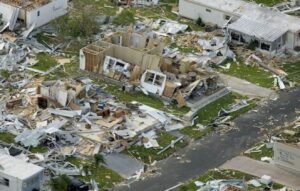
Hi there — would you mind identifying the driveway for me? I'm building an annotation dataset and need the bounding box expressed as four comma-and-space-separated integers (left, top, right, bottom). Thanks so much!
221, 156, 300, 189
219, 73, 278, 99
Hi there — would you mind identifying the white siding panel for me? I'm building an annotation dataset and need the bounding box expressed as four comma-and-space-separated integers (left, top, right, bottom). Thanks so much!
0, 3, 15, 22
26, 0, 68, 28
179, 0, 234, 27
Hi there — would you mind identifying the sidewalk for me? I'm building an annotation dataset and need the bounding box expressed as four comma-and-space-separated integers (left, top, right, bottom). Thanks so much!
219, 73, 278, 99
221, 156, 300, 189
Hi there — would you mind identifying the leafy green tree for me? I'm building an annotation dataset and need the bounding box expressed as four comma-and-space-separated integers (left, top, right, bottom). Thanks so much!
113, 10, 136, 26
52, 8, 99, 38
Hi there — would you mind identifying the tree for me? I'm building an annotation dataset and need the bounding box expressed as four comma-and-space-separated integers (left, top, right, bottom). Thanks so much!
196, 17, 205, 27
52, 7, 99, 39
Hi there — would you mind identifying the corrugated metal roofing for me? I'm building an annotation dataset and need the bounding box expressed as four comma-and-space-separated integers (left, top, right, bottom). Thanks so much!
228, 17, 288, 42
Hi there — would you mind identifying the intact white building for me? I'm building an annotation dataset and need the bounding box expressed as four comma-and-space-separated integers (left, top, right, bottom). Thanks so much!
179, 0, 300, 53
0, 0, 68, 31
0, 154, 44, 191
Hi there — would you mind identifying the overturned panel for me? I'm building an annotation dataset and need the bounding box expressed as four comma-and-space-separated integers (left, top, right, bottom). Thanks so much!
140, 70, 167, 96
273, 142, 300, 174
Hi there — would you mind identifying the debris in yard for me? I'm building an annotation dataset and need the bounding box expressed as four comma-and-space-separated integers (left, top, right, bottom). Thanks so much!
260, 175, 273, 185
244, 144, 265, 154
246, 54, 287, 77
157, 136, 184, 155
194, 179, 247, 191
261, 157, 272, 163
194, 180, 204, 187
218, 99, 249, 116
153, 19, 188, 35
1, 0, 299, 190
248, 179, 262, 187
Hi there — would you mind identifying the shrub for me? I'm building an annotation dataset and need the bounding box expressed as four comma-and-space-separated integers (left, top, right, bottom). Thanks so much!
247, 40, 259, 50
196, 17, 205, 27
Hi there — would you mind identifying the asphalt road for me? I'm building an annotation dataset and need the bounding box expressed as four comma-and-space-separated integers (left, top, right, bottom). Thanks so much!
113, 87, 300, 191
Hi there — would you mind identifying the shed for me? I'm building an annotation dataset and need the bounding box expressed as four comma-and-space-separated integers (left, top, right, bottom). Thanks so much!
0, 154, 44, 191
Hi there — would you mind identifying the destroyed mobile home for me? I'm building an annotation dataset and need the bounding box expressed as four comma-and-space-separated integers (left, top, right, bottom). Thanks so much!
2, 78, 189, 151
0, 76, 192, 184
80, 31, 230, 108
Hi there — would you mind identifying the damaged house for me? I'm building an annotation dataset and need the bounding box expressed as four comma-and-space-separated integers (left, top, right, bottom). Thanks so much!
0, 0, 68, 32
179, 0, 300, 54
80, 32, 224, 107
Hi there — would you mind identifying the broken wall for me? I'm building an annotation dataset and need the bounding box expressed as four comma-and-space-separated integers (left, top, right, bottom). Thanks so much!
286, 31, 299, 50
105, 32, 164, 54
112, 46, 163, 71
83, 45, 103, 72
147, 41, 165, 55
0, 2, 15, 22
82, 43, 163, 75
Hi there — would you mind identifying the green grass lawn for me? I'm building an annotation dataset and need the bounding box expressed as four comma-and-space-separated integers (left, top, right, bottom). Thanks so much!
180, 126, 213, 140
32, 53, 58, 72
73, 0, 118, 16
0, 132, 16, 144
178, 169, 284, 191
280, 61, 300, 83
219, 61, 274, 88
44, 60, 81, 81
192, 93, 251, 126
130, 4, 177, 20
125, 131, 188, 164
113, 9, 136, 26
66, 156, 123, 189
29, 145, 49, 153
180, 93, 255, 139
244, 143, 274, 160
